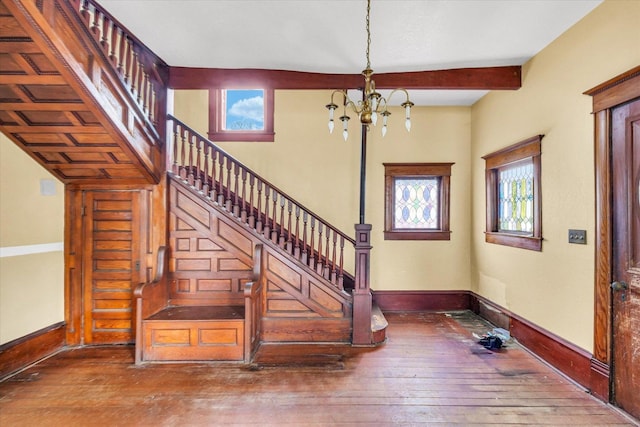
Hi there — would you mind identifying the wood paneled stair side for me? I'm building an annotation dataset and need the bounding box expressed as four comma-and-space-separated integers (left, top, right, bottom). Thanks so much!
167, 176, 354, 344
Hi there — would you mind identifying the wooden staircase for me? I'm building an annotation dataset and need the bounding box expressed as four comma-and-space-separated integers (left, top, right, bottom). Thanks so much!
134, 168, 360, 364
1, 0, 387, 363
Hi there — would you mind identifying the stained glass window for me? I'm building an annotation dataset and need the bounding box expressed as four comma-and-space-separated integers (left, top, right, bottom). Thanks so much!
394, 178, 439, 229
482, 135, 542, 251
497, 160, 534, 232
383, 163, 453, 241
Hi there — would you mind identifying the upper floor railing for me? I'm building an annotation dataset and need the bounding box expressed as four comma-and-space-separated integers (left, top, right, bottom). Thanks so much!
70, 0, 169, 139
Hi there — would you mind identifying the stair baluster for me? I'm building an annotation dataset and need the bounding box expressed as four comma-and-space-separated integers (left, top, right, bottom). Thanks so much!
171, 121, 179, 175
301, 212, 308, 264
240, 169, 248, 223
187, 133, 195, 186
331, 231, 338, 284
338, 236, 345, 288
293, 206, 301, 258
202, 145, 210, 196
210, 148, 218, 201
255, 180, 263, 233
278, 196, 286, 247
179, 125, 187, 180
109, 23, 119, 65
286, 200, 293, 253
233, 163, 240, 217
248, 176, 256, 228
117, 30, 126, 75
308, 216, 315, 268
271, 190, 278, 243
324, 227, 331, 279
316, 223, 323, 275
263, 185, 271, 238
100, 14, 109, 51
217, 152, 225, 205
194, 136, 202, 190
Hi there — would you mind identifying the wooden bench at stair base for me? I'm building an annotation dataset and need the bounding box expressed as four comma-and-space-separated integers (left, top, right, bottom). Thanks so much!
142, 306, 245, 362
135, 245, 264, 364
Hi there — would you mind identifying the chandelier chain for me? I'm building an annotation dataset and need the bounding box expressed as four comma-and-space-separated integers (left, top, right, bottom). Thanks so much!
365, 0, 371, 69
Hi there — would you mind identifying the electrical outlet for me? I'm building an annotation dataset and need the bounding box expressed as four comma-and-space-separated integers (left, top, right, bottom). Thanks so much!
568, 229, 587, 244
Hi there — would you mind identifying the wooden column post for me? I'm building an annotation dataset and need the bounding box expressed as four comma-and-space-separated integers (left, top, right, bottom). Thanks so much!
352, 223, 372, 345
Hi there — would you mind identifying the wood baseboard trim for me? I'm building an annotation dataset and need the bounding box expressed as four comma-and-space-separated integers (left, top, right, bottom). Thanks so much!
370, 290, 609, 400
471, 293, 606, 398
509, 316, 592, 387
589, 357, 610, 402
372, 290, 470, 312
0, 322, 66, 381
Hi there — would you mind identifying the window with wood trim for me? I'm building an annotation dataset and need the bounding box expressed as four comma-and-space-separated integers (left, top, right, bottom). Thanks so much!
208, 88, 275, 142
384, 163, 453, 241
483, 135, 543, 251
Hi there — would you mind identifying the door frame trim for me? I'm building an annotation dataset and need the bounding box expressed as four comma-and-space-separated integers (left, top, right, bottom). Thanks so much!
585, 65, 640, 401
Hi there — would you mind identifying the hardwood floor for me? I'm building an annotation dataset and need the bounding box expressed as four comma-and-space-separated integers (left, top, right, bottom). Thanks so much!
0, 311, 635, 426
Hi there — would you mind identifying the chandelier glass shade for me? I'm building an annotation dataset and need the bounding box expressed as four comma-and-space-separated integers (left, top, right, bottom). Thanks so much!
326, 0, 414, 141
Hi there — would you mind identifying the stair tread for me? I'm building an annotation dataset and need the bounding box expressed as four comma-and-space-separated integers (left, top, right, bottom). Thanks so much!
147, 305, 244, 321
371, 304, 388, 332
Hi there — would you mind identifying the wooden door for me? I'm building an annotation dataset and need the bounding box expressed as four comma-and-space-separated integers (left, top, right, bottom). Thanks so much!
83, 191, 142, 344
611, 97, 640, 418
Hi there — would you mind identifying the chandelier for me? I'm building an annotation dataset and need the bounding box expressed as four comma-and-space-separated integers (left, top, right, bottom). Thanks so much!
326, 0, 414, 141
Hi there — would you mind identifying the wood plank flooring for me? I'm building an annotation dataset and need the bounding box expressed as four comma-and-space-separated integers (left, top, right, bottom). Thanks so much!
0, 311, 636, 426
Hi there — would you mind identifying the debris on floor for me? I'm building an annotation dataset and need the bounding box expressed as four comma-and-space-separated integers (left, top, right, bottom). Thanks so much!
473, 327, 511, 350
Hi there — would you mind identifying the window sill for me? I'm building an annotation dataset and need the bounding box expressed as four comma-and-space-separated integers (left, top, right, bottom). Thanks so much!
208, 131, 275, 143
384, 230, 451, 241
485, 232, 542, 251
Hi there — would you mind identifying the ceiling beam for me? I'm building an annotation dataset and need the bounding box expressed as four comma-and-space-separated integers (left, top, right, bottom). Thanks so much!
169, 66, 521, 91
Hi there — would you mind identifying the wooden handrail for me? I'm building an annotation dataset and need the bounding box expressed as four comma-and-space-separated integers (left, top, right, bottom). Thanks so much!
134, 246, 169, 364
168, 115, 355, 290
69, 0, 169, 139
244, 244, 264, 363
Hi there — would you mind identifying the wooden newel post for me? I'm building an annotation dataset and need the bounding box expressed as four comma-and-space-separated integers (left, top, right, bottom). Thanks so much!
352, 223, 372, 345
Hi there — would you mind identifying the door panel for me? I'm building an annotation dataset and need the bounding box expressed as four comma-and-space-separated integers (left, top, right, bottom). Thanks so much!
83, 191, 141, 344
611, 98, 640, 418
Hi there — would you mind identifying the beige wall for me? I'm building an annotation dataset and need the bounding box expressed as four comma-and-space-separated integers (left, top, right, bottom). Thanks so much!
174, 90, 473, 291
470, 0, 640, 352
0, 134, 65, 344
3, 0, 637, 355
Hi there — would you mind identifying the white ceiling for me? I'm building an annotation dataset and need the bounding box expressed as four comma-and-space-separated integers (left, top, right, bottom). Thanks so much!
97, 0, 602, 105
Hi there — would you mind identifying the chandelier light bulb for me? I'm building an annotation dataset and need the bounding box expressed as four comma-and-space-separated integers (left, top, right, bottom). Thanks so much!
328, 119, 335, 133
340, 115, 350, 141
